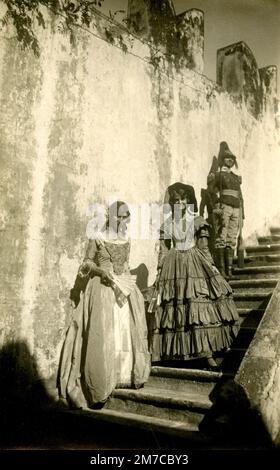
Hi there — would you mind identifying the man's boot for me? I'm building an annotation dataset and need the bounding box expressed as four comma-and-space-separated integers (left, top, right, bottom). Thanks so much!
215, 247, 226, 277
225, 246, 234, 279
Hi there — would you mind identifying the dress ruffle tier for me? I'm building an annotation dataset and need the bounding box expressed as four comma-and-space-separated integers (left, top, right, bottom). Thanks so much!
151, 246, 240, 361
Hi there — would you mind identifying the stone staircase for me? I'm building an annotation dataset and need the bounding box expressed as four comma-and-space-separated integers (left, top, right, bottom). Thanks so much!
56, 227, 280, 449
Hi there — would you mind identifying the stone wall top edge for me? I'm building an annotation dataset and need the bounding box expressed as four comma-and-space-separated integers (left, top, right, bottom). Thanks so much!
217, 40, 249, 52
1, 5, 276, 111
259, 65, 277, 72
176, 8, 204, 18
92, 11, 272, 105
58, 6, 217, 92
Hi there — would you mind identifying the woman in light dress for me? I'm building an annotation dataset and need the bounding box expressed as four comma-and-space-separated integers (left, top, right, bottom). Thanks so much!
58, 201, 150, 408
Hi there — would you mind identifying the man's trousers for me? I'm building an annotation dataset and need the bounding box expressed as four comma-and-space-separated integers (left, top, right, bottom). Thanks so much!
214, 203, 240, 249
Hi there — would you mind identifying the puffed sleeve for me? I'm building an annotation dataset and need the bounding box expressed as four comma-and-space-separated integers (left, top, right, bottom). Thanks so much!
84, 239, 98, 261
194, 216, 210, 236
78, 239, 98, 278
70, 240, 98, 308
194, 216, 215, 264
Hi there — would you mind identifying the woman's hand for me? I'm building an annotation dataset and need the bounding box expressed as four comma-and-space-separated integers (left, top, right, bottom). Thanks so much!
212, 265, 220, 275
78, 260, 95, 278
78, 259, 113, 286
99, 269, 114, 286
70, 286, 81, 308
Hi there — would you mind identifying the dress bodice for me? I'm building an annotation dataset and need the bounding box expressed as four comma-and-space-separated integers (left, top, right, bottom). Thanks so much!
171, 218, 195, 250
160, 215, 210, 251
96, 240, 130, 275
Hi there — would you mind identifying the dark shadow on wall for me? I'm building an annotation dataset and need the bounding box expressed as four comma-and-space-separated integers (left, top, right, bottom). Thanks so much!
0, 339, 159, 450
0, 339, 191, 450
130, 263, 149, 290
69, 273, 89, 308
199, 378, 273, 449
0, 340, 54, 448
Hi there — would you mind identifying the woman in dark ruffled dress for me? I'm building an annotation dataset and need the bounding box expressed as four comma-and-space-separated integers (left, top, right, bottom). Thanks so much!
58, 201, 150, 408
150, 183, 240, 368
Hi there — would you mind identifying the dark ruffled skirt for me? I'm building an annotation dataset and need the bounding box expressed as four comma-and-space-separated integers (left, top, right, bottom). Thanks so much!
150, 246, 240, 361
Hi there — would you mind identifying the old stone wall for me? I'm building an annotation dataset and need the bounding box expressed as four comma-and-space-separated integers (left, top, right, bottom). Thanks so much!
235, 282, 280, 444
0, 6, 279, 381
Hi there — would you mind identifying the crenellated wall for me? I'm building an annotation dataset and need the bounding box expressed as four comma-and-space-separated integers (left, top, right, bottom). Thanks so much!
127, 0, 204, 73
0, 5, 279, 383
217, 41, 278, 120
175, 9, 204, 73
217, 41, 262, 118
259, 65, 277, 115
127, 0, 175, 39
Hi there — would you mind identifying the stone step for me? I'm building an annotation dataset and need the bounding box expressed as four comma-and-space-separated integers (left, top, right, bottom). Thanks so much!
237, 307, 264, 315
234, 253, 280, 266
104, 387, 212, 426
258, 235, 280, 245
245, 244, 280, 255
270, 227, 280, 236
232, 326, 256, 349
232, 265, 280, 279
150, 366, 224, 381
216, 348, 247, 373
237, 308, 264, 328
57, 407, 210, 445
233, 292, 271, 309
239, 315, 262, 329
232, 287, 275, 295
229, 278, 278, 293
147, 366, 229, 395
213, 353, 240, 375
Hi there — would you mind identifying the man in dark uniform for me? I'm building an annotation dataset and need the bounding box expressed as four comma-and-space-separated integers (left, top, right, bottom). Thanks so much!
208, 142, 244, 278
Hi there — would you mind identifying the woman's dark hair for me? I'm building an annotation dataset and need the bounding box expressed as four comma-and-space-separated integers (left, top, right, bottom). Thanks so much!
166, 182, 198, 212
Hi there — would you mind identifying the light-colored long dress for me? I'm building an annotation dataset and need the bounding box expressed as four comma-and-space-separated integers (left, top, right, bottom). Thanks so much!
58, 236, 151, 408
150, 215, 240, 362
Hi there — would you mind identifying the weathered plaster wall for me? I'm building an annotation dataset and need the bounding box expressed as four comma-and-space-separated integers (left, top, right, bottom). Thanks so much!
0, 35, 43, 350
0, 9, 279, 381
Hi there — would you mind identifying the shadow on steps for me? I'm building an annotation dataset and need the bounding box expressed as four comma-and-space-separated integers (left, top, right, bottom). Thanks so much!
199, 378, 273, 449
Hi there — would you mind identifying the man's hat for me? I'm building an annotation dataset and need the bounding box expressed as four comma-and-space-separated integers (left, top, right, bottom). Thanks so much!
218, 141, 238, 168
164, 182, 198, 212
